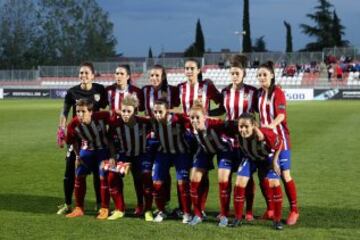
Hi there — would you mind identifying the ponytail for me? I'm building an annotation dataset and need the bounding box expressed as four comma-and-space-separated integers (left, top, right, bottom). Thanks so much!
118, 64, 132, 84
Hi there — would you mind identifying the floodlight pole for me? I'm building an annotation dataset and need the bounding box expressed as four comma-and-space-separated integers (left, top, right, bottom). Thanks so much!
234, 31, 246, 53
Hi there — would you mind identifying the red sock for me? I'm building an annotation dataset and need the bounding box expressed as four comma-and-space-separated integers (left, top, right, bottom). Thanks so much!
219, 182, 230, 217
273, 185, 283, 222
178, 182, 191, 214
245, 176, 255, 213
199, 175, 209, 212
74, 176, 86, 208
153, 182, 165, 212
285, 180, 298, 213
176, 184, 183, 210
261, 178, 274, 211
142, 172, 153, 211
233, 186, 245, 220
100, 177, 110, 209
190, 181, 201, 217
108, 172, 125, 211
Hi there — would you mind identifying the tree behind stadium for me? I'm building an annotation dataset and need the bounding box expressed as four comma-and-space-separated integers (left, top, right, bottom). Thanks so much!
300, 0, 348, 51
38, 0, 117, 65
284, 21, 293, 53
0, 0, 41, 69
252, 36, 267, 52
184, 19, 205, 57
242, 0, 252, 53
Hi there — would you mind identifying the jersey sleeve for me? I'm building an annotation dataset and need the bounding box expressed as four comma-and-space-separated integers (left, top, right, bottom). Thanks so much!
273, 88, 286, 116
170, 85, 180, 108
63, 90, 75, 118
261, 128, 283, 151
250, 87, 259, 113
98, 85, 109, 109
206, 80, 222, 104
95, 111, 111, 124
65, 118, 79, 145
223, 120, 238, 138
134, 86, 145, 112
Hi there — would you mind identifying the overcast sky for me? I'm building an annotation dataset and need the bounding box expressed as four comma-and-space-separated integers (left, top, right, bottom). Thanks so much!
97, 0, 360, 57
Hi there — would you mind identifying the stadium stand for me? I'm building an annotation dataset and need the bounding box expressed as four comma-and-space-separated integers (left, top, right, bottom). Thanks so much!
1, 47, 359, 90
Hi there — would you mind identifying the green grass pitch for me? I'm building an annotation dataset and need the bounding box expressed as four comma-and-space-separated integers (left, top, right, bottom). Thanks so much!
0, 99, 359, 240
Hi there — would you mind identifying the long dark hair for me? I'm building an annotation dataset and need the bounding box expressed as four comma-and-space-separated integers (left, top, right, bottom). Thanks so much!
118, 64, 131, 84
151, 64, 168, 93
230, 54, 247, 77
229, 54, 248, 89
259, 61, 275, 100
185, 58, 203, 82
80, 62, 95, 74
239, 112, 256, 124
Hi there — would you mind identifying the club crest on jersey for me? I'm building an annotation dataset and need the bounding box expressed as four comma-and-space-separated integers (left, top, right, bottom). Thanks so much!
94, 94, 101, 102
161, 91, 168, 100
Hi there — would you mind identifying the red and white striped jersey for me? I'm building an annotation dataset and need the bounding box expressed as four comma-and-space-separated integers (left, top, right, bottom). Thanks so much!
190, 118, 232, 154
66, 111, 110, 150
258, 86, 291, 150
238, 127, 283, 161
221, 84, 257, 120
106, 84, 144, 112
142, 85, 180, 117
151, 113, 190, 154
108, 116, 152, 157
178, 79, 222, 116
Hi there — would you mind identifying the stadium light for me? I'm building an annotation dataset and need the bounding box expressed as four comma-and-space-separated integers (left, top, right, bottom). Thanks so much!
234, 31, 246, 53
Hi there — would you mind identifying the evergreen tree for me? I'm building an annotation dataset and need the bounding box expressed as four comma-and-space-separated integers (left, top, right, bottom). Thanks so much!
184, 43, 198, 57
195, 19, 205, 57
300, 0, 336, 50
252, 36, 267, 52
184, 19, 205, 57
242, 0, 252, 53
284, 21, 293, 52
148, 47, 153, 58
332, 10, 348, 47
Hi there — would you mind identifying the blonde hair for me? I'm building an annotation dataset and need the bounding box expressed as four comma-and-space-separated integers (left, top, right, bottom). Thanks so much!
121, 93, 139, 109
190, 99, 206, 115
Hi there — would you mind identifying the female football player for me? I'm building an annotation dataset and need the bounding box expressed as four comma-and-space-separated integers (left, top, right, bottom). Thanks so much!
106, 64, 145, 216
231, 113, 284, 230
56, 62, 107, 215
257, 61, 299, 225
186, 100, 234, 226
177, 58, 222, 218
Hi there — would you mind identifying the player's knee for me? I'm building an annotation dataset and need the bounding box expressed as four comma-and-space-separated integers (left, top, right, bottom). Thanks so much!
269, 178, 280, 187
235, 176, 249, 187
282, 170, 292, 182
218, 168, 231, 182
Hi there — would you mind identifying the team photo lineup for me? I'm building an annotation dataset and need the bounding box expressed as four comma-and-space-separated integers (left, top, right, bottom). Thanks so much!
55, 56, 298, 231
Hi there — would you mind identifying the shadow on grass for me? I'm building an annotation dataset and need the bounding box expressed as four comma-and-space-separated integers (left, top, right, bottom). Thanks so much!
0, 194, 359, 229
0, 193, 64, 214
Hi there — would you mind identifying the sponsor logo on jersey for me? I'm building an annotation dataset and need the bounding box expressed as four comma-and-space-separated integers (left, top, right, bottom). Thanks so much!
278, 104, 286, 110
94, 94, 101, 102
